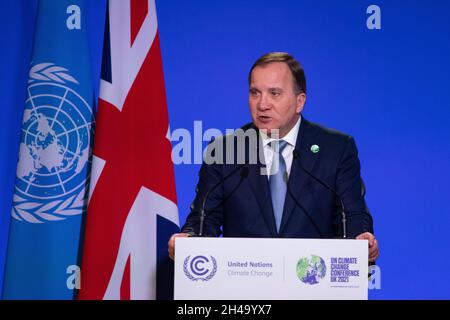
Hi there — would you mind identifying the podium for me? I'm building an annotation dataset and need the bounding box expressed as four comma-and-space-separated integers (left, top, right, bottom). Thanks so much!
174, 237, 368, 300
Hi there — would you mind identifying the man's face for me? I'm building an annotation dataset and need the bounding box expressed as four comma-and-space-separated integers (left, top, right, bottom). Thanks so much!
249, 62, 306, 138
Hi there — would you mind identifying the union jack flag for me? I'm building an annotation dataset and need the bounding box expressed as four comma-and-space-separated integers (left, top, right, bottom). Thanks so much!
79, 0, 179, 300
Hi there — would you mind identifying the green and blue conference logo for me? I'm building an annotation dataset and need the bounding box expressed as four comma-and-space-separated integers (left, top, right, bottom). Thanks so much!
296, 255, 327, 285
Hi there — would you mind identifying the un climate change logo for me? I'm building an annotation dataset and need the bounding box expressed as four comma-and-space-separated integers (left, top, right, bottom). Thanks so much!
296, 255, 327, 285
183, 255, 217, 281
12, 63, 94, 223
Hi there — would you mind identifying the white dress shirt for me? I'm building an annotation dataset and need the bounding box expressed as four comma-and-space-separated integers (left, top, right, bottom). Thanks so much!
260, 116, 301, 179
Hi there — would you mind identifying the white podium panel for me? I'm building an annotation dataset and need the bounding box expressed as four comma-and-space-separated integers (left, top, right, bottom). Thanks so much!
174, 237, 368, 300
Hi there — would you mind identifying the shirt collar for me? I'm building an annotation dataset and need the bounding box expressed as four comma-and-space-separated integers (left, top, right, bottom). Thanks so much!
260, 115, 302, 148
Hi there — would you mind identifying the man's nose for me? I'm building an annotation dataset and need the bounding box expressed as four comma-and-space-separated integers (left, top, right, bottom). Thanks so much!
257, 93, 271, 110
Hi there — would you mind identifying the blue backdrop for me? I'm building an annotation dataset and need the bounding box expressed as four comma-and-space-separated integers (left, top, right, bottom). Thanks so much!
1, 0, 449, 299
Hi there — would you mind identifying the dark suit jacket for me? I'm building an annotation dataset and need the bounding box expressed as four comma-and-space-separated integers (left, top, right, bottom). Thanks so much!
181, 117, 374, 239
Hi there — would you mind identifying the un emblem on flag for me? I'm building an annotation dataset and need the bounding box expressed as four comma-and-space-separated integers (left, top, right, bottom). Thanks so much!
12, 63, 95, 223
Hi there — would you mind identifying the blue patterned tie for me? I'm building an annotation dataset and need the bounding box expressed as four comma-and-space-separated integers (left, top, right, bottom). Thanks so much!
269, 140, 288, 232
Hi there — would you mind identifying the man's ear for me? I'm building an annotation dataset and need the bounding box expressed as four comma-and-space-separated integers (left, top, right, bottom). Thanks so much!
296, 93, 306, 113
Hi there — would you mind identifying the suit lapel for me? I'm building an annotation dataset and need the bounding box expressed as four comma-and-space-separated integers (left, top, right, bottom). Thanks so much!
279, 117, 319, 234
246, 127, 277, 237
247, 163, 278, 237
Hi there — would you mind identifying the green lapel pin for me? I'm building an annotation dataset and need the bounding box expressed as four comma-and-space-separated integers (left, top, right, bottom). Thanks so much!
311, 144, 320, 154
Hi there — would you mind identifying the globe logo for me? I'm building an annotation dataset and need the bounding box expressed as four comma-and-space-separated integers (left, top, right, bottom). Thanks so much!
12, 63, 94, 223
296, 255, 327, 285
183, 255, 217, 281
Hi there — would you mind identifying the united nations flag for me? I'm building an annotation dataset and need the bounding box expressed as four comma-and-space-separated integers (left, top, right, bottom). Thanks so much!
3, 0, 95, 299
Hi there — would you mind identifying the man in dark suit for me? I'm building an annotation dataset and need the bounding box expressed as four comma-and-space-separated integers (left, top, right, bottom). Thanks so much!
169, 52, 379, 262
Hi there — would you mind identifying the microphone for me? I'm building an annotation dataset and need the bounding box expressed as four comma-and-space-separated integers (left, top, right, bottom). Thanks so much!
292, 150, 347, 239
198, 164, 249, 237
284, 172, 324, 238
